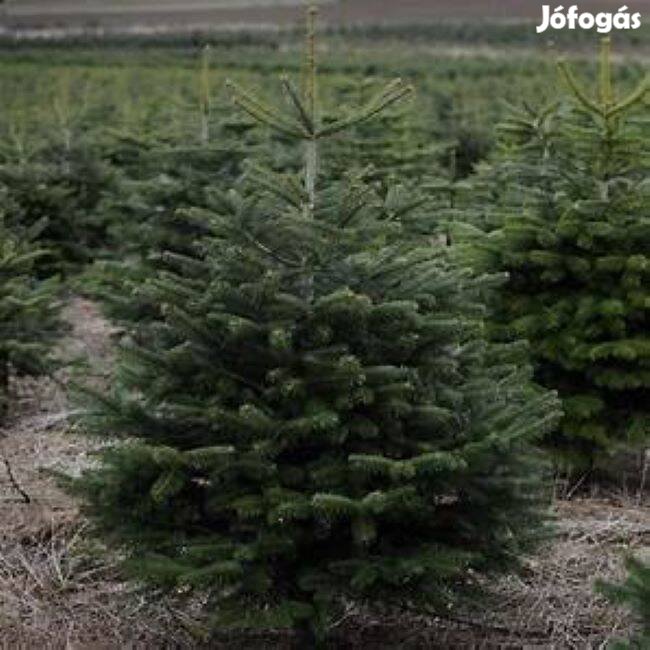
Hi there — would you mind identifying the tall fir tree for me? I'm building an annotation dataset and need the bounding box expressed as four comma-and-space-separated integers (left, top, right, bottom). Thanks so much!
70, 8, 560, 645
451, 40, 649, 469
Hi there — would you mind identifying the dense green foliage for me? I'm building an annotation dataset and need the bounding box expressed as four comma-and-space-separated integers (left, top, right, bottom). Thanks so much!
86, 136, 249, 325
0, 149, 114, 275
0, 69, 116, 274
454, 41, 650, 468
0, 212, 62, 419
69, 21, 561, 643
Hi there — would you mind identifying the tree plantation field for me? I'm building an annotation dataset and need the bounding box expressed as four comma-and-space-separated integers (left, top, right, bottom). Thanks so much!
0, 14, 649, 650
0, 37, 645, 176
0, 48, 557, 163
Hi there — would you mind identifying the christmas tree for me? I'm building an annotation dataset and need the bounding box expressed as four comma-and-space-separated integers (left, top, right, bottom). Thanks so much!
0, 206, 62, 420
0, 137, 114, 277
84, 45, 268, 328
71, 8, 560, 645
0, 71, 116, 276
452, 40, 649, 469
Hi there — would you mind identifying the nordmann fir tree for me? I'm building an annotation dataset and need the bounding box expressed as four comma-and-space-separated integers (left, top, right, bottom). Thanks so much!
0, 149, 114, 277
454, 39, 649, 469
70, 8, 560, 646
0, 73, 114, 277
0, 208, 62, 420
85, 44, 250, 328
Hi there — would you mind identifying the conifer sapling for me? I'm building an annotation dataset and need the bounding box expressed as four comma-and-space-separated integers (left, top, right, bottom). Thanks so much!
71, 8, 561, 645
452, 39, 649, 469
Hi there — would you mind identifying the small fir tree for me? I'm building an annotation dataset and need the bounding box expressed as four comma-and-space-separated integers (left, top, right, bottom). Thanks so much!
84, 46, 251, 327
0, 208, 62, 420
71, 8, 560, 645
0, 141, 114, 276
452, 40, 650, 469
0, 72, 115, 276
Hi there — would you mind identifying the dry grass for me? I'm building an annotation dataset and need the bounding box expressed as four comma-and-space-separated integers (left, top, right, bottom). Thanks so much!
0, 296, 646, 648
0, 298, 199, 649
1, 522, 159, 648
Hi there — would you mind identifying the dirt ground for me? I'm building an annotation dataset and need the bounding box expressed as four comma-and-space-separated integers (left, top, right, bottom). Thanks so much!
0, 296, 646, 648
5, 0, 650, 30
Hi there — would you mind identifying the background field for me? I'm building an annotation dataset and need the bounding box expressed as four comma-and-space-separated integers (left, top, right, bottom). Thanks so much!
5, 0, 650, 30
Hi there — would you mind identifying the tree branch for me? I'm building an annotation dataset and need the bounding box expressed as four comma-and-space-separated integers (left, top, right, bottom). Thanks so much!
1, 445, 31, 504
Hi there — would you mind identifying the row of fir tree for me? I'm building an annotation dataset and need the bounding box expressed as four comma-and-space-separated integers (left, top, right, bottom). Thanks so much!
1, 22, 648, 647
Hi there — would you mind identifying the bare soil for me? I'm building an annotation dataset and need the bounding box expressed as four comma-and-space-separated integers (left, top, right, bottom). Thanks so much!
0, 296, 646, 648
